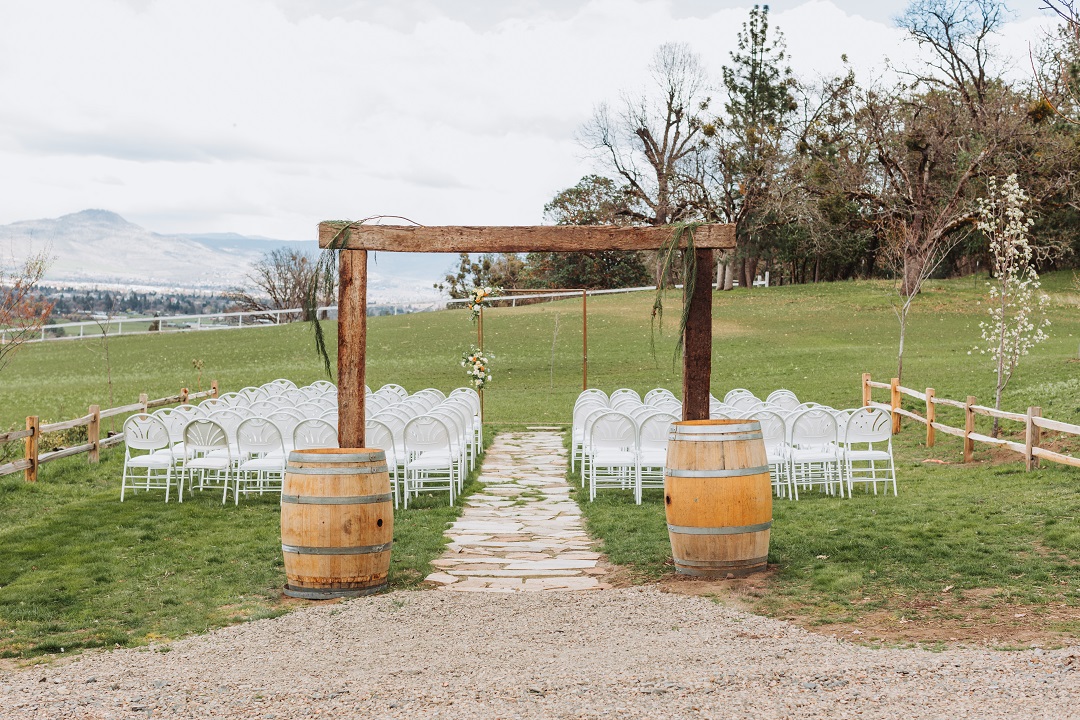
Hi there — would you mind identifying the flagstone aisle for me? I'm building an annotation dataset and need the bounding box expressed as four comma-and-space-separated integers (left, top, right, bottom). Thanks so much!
424, 430, 609, 593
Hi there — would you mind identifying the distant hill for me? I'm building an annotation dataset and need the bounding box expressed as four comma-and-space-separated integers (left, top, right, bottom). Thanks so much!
0, 210, 451, 302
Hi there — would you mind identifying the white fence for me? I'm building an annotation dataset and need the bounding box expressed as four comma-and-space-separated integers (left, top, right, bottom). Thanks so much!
6, 280, 773, 345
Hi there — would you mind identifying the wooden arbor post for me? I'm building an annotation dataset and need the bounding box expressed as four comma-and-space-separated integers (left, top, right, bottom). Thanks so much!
320, 223, 736, 448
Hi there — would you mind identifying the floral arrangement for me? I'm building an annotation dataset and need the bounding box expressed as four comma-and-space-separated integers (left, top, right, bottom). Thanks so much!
461, 348, 493, 389
465, 286, 499, 320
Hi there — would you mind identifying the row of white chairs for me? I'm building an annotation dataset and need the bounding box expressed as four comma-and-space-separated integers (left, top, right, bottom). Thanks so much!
365, 388, 483, 508
571, 388, 681, 474
572, 388, 897, 503
121, 414, 339, 505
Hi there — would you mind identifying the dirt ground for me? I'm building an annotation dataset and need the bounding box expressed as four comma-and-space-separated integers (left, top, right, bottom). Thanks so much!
649, 565, 1080, 649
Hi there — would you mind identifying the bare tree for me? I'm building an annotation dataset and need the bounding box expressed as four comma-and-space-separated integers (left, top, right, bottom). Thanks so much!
579, 42, 709, 229
229, 248, 333, 322
0, 250, 54, 372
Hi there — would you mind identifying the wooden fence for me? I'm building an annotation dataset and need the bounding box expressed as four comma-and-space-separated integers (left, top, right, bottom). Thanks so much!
0, 381, 219, 482
862, 373, 1080, 471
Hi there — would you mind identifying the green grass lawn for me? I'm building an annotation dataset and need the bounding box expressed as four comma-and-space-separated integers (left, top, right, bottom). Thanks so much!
0, 271, 1077, 654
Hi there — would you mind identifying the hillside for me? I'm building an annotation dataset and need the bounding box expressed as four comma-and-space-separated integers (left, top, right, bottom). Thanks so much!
0, 209, 451, 302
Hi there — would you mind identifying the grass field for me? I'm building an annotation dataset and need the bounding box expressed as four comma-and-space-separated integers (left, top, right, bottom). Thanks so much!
0, 271, 1077, 655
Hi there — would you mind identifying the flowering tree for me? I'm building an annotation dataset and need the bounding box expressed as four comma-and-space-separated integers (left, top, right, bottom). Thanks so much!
0, 251, 54, 372
972, 174, 1050, 436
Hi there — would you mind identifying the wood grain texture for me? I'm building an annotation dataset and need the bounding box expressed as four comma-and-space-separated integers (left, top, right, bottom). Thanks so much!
682, 248, 713, 421
281, 450, 393, 594
338, 250, 367, 449
664, 420, 772, 577
319, 222, 736, 252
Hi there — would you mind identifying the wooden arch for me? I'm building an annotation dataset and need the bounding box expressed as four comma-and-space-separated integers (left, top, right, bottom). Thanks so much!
318, 222, 737, 448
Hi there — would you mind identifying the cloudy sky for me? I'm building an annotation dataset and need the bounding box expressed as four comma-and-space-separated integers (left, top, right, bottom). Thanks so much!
0, 0, 1059, 240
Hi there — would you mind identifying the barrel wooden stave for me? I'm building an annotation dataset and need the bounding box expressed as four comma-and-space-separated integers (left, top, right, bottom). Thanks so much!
664, 420, 772, 577
281, 448, 393, 598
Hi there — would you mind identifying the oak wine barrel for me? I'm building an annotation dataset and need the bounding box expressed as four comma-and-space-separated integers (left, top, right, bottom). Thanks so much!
281, 448, 393, 599
664, 420, 772, 577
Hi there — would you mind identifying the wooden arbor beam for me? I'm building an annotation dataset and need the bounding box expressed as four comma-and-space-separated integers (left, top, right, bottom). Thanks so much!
319, 222, 735, 253
329, 223, 735, 448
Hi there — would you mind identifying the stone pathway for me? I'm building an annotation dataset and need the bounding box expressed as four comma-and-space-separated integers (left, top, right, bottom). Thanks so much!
424, 430, 609, 593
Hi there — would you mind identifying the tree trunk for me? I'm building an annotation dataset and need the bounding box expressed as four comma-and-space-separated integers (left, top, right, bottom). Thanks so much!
747, 257, 759, 288
723, 255, 734, 291
737, 257, 749, 289
900, 243, 925, 297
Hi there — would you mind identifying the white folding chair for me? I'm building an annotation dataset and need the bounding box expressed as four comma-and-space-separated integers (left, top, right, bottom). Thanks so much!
367, 419, 401, 508
788, 410, 842, 498
724, 388, 755, 404
750, 409, 793, 499
121, 414, 175, 502
235, 417, 286, 502
843, 407, 897, 496
585, 411, 638, 501
180, 419, 232, 503
292, 419, 339, 450
403, 415, 456, 507
766, 389, 801, 412
636, 412, 676, 504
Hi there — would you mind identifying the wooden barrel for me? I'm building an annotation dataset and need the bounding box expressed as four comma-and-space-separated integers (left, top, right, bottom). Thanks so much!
664, 420, 772, 577
281, 448, 393, 599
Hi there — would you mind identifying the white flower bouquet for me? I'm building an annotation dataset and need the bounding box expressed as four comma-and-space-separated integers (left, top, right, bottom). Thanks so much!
461, 347, 493, 390
465, 286, 499, 320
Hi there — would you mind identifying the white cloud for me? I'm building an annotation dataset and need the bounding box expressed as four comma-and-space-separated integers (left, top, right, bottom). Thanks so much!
0, 0, 1061, 239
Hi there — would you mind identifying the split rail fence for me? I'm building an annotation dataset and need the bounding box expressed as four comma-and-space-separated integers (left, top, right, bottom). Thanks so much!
0, 382, 219, 482
862, 373, 1080, 471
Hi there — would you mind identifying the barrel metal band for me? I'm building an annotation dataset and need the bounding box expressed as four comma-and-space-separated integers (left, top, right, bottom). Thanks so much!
674, 422, 760, 434
286, 465, 389, 476
281, 493, 393, 505
673, 556, 769, 568
667, 520, 773, 535
669, 431, 763, 442
281, 541, 393, 555
674, 560, 767, 576
289, 451, 386, 463
666, 465, 770, 478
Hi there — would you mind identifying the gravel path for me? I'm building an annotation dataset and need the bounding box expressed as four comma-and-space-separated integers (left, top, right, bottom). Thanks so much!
2, 587, 1077, 719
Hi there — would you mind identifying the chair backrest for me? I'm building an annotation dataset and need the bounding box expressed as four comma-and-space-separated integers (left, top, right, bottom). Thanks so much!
268, 410, 303, 439
293, 419, 339, 450
247, 400, 278, 417
576, 388, 608, 405
182, 419, 230, 457
609, 388, 641, 403
236, 417, 284, 457
309, 380, 336, 392
366, 419, 396, 459
417, 387, 446, 402
581, 406, 612, 443
729, 395, 763, 412
294, 401, 325, 419
724, 388, 755, 404
589, 411, 638, 451
151, 407, 186, 443
123, 414, 171, 452
749, 410, 787, 453
638, 412, 676, 451
216, 391, 241, 406
790, 409, 838, 447
262, 378, 297, 393
319, 410, 338, 427
845, 407, 892, 445
374, 412, 407, 450
610, 394, 642, 410
403, 415, 452, 455
379, 383, 409, 399
654, 400, 682, 415
644, 388, 676, 405
199, 397, 230, 413
628, 405, 659, 425
206, 409, 245, 440
765, 389, 801, 411
237, 386, 268, 403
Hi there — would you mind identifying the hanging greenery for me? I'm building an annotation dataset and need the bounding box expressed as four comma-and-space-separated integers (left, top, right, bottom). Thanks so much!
306, 216, 422, 378
651, 221, 703, 360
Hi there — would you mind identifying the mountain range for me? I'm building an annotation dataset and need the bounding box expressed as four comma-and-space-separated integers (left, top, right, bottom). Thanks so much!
0, 209, 452, 303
